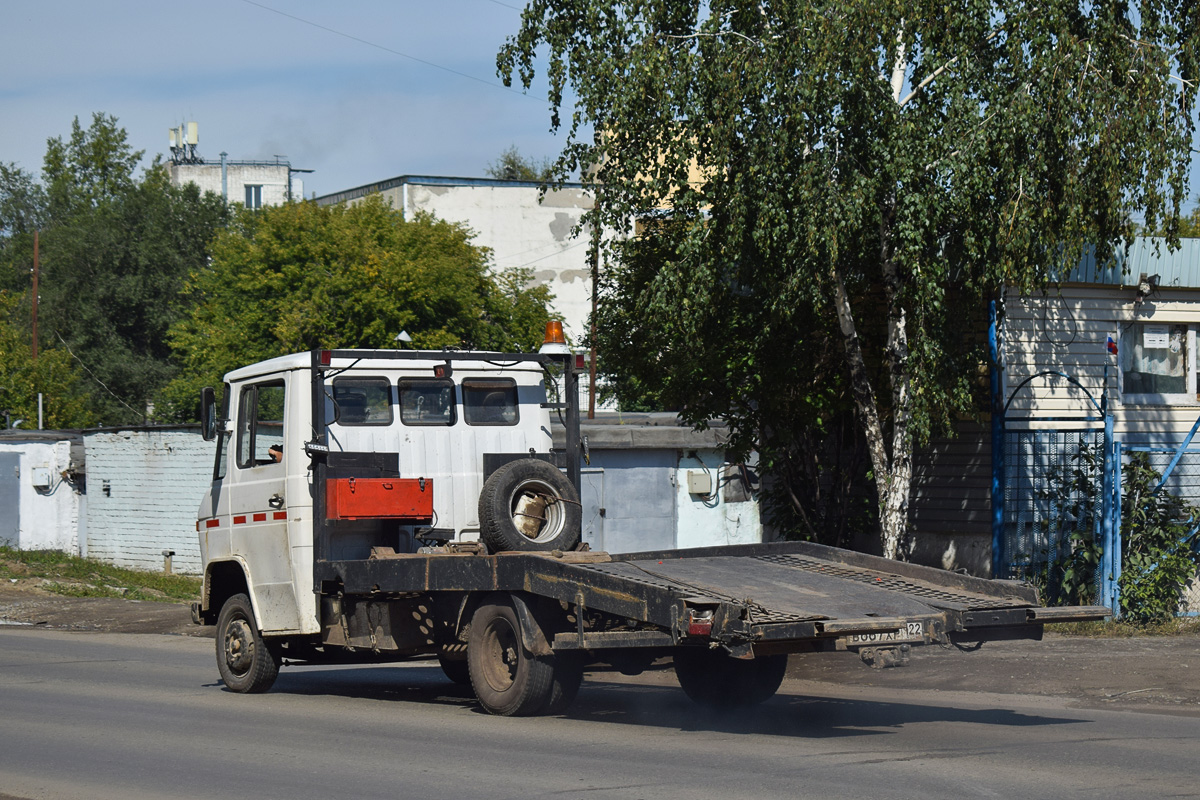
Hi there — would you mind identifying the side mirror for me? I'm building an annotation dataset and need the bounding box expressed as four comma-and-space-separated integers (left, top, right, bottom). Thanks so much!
200, 387, 217, 441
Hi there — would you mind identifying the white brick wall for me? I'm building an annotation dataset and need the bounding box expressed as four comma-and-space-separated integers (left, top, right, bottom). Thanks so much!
84, 429, 214, 574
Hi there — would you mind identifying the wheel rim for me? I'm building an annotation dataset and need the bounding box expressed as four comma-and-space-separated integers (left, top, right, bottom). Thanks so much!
479, 616, 521, 692
507, 479, 566, 544
223, 617, 254, 677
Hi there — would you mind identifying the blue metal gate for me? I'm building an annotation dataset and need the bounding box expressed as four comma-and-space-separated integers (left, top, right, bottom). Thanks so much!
994, 370, 1119, 611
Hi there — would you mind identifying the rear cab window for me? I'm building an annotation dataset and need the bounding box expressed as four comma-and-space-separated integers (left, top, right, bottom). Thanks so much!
462, 379, 519, 426
399, 379, 456, 426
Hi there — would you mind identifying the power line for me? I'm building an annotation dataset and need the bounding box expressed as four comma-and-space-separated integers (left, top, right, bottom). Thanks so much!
240, 0, 531, 98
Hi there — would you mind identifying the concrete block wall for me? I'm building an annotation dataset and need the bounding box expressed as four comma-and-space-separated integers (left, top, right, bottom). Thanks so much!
84, 429, 213, 573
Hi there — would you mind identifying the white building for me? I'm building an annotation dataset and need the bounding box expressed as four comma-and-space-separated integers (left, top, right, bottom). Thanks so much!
169, 157, 303, 209
316, 176, 595, 345
0, 432, 85, 553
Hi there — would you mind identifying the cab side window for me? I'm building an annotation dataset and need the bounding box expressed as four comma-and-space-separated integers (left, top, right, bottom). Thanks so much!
214, 385, 231, 480
237, 381, 286, 469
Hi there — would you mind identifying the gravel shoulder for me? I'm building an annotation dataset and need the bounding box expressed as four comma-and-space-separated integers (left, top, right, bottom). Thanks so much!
3, 582, 1196, 714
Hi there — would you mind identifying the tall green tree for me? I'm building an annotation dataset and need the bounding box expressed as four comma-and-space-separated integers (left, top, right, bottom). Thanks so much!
31, 115, 228, 424
0, 291, 93, 429
500, 0, 1200, 558
0, 162, 46, 293
484, 145, 557, 182
164, 196, 555, 416
42, 113, 142, 220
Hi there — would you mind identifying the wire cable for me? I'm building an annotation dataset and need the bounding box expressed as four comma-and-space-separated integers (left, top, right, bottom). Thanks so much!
240, 0, 533, 98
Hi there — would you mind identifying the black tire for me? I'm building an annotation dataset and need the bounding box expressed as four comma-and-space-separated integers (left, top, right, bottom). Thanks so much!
467, 598, 555, 716
438, 655, 471, 685
216, 593, 279, 693
478, 459, 581, 553
673, 649, 787, 708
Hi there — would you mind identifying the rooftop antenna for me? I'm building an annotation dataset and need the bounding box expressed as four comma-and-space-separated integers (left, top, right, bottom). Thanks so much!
169, 121, 203, 165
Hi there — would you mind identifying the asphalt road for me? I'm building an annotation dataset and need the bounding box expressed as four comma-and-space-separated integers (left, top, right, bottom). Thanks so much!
2, 628, 1199, 800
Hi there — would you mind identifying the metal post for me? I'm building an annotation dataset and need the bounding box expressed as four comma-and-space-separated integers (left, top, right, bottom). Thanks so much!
1099, 411, 1116, 609
220, 152, 228, 204
311, 349, 328, 573
1112, 442, 1123, 618
989, 299, 1005, 578
565, 355, 582, 498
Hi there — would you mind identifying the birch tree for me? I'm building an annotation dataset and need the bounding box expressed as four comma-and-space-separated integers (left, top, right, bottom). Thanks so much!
499, 0, 1200, 558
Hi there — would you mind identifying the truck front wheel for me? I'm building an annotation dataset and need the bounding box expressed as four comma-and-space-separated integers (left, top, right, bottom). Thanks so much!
467, 599, 556, 716
673, 649, 787, 708
216, 593, 280, 693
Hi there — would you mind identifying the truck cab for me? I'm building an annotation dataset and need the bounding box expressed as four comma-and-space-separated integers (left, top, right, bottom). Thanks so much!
195, 346, 579, 638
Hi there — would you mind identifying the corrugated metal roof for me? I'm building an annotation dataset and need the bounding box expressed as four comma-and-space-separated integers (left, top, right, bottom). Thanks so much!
1060, 237, 1200, 288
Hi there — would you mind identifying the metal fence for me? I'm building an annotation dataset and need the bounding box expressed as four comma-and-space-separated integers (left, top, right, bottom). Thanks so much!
998, 409, 1200, 616
1000, 427, 1107, 586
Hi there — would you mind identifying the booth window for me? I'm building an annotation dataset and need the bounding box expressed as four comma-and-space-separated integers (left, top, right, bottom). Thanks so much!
1120, 323, 1196, 403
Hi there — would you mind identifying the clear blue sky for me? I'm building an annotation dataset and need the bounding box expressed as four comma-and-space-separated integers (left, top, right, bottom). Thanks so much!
0, 0, 568, 198
3, 1, 1197, 213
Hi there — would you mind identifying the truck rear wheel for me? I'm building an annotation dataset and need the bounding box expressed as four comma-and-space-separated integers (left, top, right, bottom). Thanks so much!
467, 598, 555, 716
478, 459, 581, 553
216, 593, 280, 693
673, 649, 787, 708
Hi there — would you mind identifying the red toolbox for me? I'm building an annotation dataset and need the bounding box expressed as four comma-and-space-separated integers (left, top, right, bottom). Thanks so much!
325, 477, 433, 521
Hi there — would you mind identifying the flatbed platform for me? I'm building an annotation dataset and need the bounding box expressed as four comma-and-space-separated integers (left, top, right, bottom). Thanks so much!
318, 540, 1109, 655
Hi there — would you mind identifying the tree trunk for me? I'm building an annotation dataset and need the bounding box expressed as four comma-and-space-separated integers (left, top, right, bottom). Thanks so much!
830, 208, 914, 560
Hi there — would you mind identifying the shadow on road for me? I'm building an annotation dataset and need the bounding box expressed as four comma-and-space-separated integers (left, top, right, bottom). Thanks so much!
253, 662, 1084, 739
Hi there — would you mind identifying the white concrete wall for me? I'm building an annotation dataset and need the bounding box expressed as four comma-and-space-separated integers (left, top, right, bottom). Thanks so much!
674, 451, 762, 549
169, 162, 294, 206
370, 182, 595, 344
84, 430, 214, 573
0, 440, 83, 553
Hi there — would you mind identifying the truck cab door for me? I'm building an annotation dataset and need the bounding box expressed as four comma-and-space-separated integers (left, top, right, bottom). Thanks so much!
229, 377, 301, 632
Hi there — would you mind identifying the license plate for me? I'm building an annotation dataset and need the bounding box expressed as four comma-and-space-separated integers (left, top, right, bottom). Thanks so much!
848, 621, 924, 644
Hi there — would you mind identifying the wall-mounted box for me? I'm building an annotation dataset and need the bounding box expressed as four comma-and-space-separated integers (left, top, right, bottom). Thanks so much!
30, 467, 52, 490
686, 470, 712, 495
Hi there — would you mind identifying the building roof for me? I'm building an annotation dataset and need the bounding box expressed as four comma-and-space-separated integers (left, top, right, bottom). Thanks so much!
314, 174, 587, 207
552, 412, 729, 450
1060, 237, 1200, 288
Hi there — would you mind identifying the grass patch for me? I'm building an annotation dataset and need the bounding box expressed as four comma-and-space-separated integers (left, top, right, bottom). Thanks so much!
0, 546, 201, 603
1050, 617, 1200, 637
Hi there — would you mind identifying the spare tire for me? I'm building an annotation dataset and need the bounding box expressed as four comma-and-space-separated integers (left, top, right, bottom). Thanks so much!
479, 458, 582, 552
